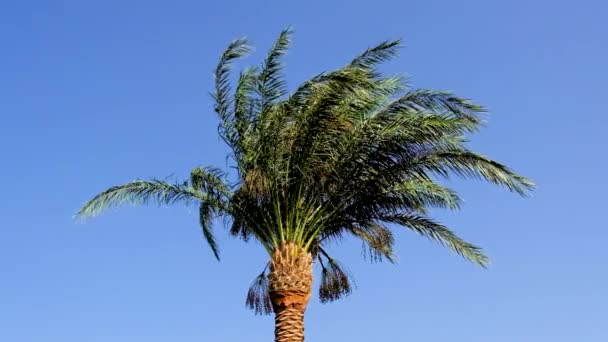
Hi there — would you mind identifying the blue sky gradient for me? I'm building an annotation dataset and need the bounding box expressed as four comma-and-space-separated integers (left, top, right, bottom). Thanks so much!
1, 1, 606, 341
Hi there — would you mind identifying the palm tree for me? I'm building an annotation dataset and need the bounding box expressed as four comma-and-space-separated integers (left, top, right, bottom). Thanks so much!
77, 28, 533, 342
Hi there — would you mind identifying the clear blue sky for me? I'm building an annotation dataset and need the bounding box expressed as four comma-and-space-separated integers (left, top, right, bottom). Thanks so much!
1, 1, 606, 341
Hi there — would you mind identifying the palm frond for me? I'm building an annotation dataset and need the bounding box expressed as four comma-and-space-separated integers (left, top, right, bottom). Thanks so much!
318, 249, 354, 303
286, 67, 379, 179
391, 179, 461, 210
257, 27, 292, 113
349, 40, 401, 70
396, 89, 485, 116
245, 266, 273, 315
419, 149, 535, 196
213, 37, 251, 149
350, 222, 396, 263
76, 180, 208, 220
380, 214, 489, 267
233, 66, 258, 161
199, 203, 220, 260
190, 166, 231, 197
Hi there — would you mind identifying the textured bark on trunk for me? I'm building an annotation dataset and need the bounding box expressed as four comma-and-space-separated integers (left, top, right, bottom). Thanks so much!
268, 243, 313, 342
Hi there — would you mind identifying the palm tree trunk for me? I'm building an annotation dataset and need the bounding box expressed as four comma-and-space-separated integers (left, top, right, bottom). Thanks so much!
272, 297, 306, 341
268, 243, 313, 342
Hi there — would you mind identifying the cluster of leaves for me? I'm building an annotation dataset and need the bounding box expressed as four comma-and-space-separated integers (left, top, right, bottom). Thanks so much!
76, 28, 533, 311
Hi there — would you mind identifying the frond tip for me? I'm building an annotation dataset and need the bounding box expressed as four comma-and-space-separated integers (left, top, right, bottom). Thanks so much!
349, 40, 402, 70
423, 150, 535, 196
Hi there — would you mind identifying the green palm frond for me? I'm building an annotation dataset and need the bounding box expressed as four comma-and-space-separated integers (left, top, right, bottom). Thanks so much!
380, 214, 489, 267
213, 37, 251, 150
349, 40, 401, 70
199, 202, 220, 260
76, 180, 208, 220
391, 179, 461, 211
257, 28, 292, 113
391, 89, 486, 123
77, 168, 232, 261
233, 66, 258, 162
418, 149, 535, 196
190, 166, 231, 197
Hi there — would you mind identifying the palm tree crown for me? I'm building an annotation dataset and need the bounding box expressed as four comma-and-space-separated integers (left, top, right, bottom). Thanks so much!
77, 28, 533, 315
